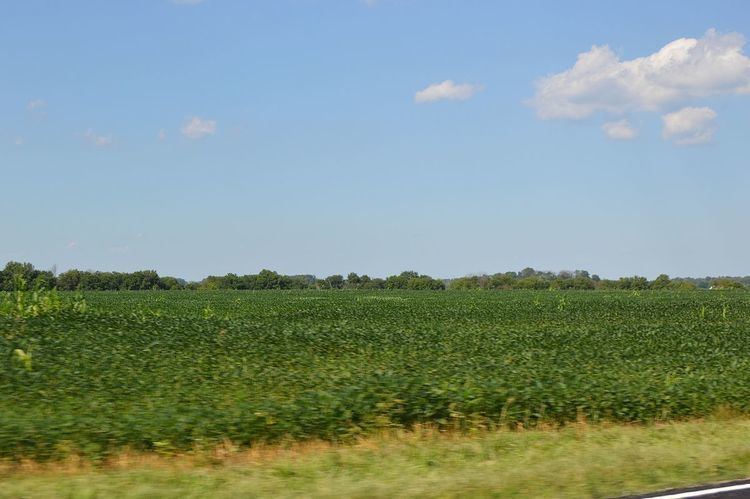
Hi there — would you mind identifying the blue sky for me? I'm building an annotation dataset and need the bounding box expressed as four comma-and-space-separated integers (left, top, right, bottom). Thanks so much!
2, 0, 749, 280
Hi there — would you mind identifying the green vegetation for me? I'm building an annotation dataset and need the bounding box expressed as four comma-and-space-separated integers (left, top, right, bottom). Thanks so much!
0, 262, 56, 291
3, 261, 748, 291
3, 417, 750, 498
2, 288, 750, 462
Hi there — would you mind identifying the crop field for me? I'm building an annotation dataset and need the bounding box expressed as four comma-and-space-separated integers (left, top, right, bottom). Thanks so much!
1, 290, 750, 461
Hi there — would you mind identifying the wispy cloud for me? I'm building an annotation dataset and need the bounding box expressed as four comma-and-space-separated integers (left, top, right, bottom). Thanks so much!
531, 29, 750, 120
83, 129, 113, 147
662, 106, 717, 145
181, 116, 217, 139
27, 99, 47, 113
157, 129, 167, 141
14, 137, 25, 146
602, 119, 638, 140
414, 80, 483, 103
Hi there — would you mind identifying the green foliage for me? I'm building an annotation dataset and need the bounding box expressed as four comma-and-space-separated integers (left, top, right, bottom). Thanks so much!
199, 270, 316, 290
56, 269, 171, 291
0, 275, 66, 319
324, 275, 344, 289
712, 278, 746, 290
12, 348, 32, 371
447, 269, 743, 292
2, 290, 750, 461
672, 281, 697, 291
4, 261, 749, 294
450, 270, 602, 290
650, 274, 672, 290
0, 262, 56, 291
384, 271, 443, 290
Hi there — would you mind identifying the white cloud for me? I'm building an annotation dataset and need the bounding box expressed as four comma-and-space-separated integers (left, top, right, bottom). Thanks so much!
14, 137, 24, 146
662, 106, 717, 145
181, 116, 217, 139
67, 241, 77, 249
27, 99, 47, 112
602, 119, 638, 140
158, 129, 167, 141
414, 80, 482, 103
531, 29, 750, 120
83, 129, 113, 147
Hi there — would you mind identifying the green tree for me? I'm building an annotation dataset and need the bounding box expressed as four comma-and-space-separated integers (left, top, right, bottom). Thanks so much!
255, 270, 283, 289
450, 276, 481, 290
56, 269, 82, 290
346, 273, 361, 288
712, 279, 745, 290
159, 276, 185, 290
650, 274, 672, 290
325, 275, 344, 289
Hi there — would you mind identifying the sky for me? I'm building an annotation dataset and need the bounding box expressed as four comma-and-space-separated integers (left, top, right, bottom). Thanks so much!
2, 0, 749, 280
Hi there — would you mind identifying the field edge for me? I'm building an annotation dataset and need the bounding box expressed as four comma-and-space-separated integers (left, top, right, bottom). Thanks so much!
3, 416, 750, 498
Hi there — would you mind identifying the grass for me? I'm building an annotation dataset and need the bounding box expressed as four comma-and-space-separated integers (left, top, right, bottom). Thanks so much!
3, 417, 750, 498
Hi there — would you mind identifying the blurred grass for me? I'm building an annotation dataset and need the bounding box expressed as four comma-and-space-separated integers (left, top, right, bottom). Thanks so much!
3, 417, 750, 498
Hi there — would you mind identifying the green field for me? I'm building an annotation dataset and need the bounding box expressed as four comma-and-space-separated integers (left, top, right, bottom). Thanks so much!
2, 290, 750, 461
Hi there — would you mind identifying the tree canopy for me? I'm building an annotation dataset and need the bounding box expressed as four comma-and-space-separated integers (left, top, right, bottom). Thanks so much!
1, 261, 747, 292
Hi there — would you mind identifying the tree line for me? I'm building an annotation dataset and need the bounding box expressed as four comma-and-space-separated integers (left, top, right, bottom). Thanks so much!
0, 261, 747, 292
0, 263, 445, 291
448, 269, 747, 291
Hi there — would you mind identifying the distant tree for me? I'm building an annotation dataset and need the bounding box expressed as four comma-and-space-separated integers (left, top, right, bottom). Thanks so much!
130, 270, 161, 290
325, 274, 344, 289
361, 277, 385, 290
0, 262, 56, 290
386, 271, 442, 290
346, 273, 361, 288
399, 271, 420, 279
671, 280, 697, 290
617, 276, 649, 290
199, 276, 223, 290
488, 273, 515, 289
385, 274, 408, 289
159, 276, 185, 290
574, 270, 591, 279
10, 261, 741, 293
571, 276, 595, 290
56, 269, 82, 290
514, 276, 547, 290
711, 278, 746, 290
519, 267, 536, 279
254, 269, 281, 289
650, 274, 672, 290
285, 276, 312, 290
406, 276, 444, 290
450, 276, 481, 290
32, 270, 56, 289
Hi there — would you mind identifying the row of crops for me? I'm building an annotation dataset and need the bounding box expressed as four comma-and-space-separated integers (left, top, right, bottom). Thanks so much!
1, 290, 750, 460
